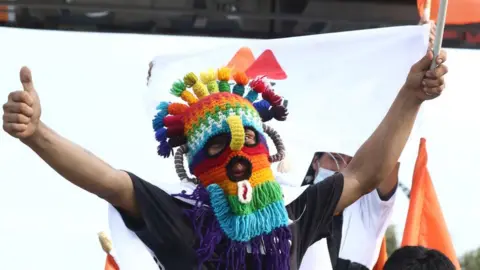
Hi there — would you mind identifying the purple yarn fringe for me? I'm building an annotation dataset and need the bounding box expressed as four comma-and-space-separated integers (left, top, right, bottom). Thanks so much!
173, 185, 292, 270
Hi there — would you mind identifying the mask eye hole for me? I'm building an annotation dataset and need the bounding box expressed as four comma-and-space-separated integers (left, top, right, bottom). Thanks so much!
205, 134, 229, 157
244, 128, 258, 147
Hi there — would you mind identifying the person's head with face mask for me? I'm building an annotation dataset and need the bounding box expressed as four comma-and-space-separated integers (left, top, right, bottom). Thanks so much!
153, 69, 292, 269
310, 152, 352, 184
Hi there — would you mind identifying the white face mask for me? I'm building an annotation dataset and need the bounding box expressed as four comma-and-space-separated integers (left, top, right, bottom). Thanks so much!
314, 168, 336, 184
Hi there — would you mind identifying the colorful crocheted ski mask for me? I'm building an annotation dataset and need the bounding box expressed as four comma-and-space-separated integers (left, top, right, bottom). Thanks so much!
152, 68, 291, 269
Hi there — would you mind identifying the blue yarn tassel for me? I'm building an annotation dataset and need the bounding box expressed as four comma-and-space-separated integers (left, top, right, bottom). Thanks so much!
253, 100, 273, 122
156, 101, 169, 111
155, 127, 167, 142
157, 142, 173, 158
152, 111, 168, 130
152, 102, 170, 130
151, 102, 173, 158
155, 127, 172, 158
232, 85, 245, 97
245, 90, 259, 103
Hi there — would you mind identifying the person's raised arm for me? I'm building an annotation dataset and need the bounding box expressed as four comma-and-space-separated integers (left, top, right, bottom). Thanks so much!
377, 162, 400, 198
2, 67, 138, 217
336, 49, 448, 213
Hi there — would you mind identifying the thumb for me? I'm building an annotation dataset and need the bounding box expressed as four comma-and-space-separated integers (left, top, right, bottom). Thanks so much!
20, 66, 36, 93
411, 50, 434, 72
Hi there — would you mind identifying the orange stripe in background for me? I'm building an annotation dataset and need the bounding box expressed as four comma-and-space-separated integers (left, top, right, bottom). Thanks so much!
0, 6, 8, 22
418, 0, 480, 25
401, 138, 460, 269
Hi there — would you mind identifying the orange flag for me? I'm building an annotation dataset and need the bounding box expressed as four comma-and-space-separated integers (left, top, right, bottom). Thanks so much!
401, 138, 460, 269
372, 237, 388, 270
98, 232, 120, 270
105, 253, 120, 270
418, 0, 480, 25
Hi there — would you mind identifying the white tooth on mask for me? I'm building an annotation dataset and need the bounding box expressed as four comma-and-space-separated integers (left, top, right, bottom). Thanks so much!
314, 168, 336, 184
237, 180, 253, 204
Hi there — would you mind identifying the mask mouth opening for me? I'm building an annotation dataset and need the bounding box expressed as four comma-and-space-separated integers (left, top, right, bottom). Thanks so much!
226, 156, 253, 183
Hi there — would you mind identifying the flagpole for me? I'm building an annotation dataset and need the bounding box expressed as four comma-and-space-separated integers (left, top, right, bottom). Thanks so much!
430, 0, 448, 70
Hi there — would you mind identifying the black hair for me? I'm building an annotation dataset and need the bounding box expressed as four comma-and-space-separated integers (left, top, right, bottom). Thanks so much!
384, 246, 456, 270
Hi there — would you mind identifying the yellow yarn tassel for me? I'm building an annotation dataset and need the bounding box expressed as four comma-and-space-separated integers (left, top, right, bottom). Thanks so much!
192, 82, 209, 98
217, 67, 232, 92
200, 69, 219, 93
217, 67, 231, 81
184, 72, 209, 99
181, 90, 198, 105
226, 115, 245, 151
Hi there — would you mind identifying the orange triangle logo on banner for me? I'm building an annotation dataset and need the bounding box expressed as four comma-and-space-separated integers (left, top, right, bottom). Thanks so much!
401, 138, 460, 269
245, 49, 287, 80
227, 47, 255, 74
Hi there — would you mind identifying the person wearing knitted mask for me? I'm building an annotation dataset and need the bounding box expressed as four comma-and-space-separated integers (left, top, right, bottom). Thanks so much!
301, 152, 399, 270
3, 48, 448, 269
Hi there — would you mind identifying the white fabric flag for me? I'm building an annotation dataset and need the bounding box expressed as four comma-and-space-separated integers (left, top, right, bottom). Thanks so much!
109, 25, 429, 270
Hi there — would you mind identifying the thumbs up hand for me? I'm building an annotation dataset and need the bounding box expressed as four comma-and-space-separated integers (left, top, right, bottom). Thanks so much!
3, 67, 42, 140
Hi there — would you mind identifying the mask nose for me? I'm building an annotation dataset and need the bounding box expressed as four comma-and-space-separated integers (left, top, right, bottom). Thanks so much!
226, 156, 252, 182
227, 115, 245, 151
232, 162, 246, 174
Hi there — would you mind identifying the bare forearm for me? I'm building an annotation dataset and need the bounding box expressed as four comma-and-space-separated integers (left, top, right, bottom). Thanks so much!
348, 87, 422, 192
22, 121, 130, 200
377, 162, 400, 197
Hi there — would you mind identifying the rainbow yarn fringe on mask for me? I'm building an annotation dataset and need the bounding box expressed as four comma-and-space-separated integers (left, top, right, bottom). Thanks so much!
174, 185, 292, 270
207, 181, 288, 242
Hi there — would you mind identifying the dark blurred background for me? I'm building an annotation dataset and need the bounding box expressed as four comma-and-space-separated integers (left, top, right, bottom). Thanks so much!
0, 0, 478, 48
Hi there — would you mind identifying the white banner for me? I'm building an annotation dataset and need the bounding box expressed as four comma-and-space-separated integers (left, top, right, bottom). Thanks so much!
6, 24, 480, 270
109, 25, 429, 270
146, 25, 429, 186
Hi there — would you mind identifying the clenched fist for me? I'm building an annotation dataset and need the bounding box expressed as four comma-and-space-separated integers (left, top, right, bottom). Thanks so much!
404, 49, 448, 100
2, 67, 42, 140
